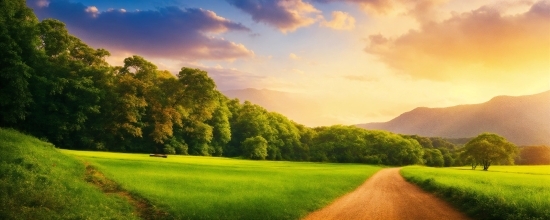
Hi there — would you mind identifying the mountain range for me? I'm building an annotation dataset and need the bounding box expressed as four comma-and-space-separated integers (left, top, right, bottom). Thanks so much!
356, 90, 550, 146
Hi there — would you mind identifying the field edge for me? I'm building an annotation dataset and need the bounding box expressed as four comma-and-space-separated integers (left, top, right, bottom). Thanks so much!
400, 166, 549, 220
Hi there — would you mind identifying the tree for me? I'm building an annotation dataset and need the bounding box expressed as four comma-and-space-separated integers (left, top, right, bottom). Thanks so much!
242, 136, 268, 160
206, 93, 232, 156
423, 148, 444, 167
0, 0, 39, 126
461, 133, 518, 171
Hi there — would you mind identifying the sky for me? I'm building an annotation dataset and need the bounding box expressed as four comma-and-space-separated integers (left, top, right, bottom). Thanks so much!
27, 0, 550, 126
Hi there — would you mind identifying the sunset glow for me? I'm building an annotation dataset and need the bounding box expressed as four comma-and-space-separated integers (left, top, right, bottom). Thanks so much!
28, 0, 550, 126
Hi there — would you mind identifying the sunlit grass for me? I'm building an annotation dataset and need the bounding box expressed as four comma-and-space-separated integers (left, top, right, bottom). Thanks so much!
0, 128, 137, 219
63, 150, 382, 219
401, 165, 550, 220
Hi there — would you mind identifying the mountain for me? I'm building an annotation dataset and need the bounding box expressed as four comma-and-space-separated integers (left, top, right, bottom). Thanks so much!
221, 88, 326, 126
356, 91, 550, 146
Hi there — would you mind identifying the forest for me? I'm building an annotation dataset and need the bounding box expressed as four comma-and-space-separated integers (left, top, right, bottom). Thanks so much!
2, 0, 548, 167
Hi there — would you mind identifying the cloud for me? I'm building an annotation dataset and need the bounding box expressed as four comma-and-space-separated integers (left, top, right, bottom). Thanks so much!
314, 0, 446, 23
314, 0, 395, 14
36, 0, 50, 7
28, 0, 254, 61
226, 0, 320, 33
292, 69, 305, 74
343, 75, 377, 82
365, 1, 550, 81
289, 53, 302, 60
321, 11, 356, 30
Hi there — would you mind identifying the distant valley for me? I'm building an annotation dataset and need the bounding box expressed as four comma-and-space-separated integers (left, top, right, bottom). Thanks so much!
356, 90, 550, 146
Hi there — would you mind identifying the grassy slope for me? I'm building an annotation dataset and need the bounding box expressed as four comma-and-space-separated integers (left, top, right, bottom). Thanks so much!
401, 166, 550, 220
64, 150, 382, 220
0, 128, 138, 220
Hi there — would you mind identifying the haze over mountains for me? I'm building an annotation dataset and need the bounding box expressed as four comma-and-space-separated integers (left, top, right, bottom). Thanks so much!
357, 91, 550, 146
222, 88, 328, 126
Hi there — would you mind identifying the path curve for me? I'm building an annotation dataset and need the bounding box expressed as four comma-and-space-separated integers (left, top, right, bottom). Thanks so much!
303, 168, 469, 220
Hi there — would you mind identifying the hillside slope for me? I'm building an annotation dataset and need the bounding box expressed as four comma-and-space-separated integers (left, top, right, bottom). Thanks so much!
357, 91, 550, 146
0, 128, 138, 219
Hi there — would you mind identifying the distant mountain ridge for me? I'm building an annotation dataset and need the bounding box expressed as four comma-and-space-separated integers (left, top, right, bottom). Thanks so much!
357, 91, 550, 146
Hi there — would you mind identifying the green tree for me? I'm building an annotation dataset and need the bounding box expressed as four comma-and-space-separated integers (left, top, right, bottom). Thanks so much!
176, 67, 218, 155
228, 101, 273, 157
242, 136, 268, 160
0, 0, 39, 126
461, 133, 518, 171
206, 93, 232, 156
266, 112, 301, 161
364, 130, 424, 165
423, 148, 444, 167
311, 125, 368, 163
21, 19, 107, 148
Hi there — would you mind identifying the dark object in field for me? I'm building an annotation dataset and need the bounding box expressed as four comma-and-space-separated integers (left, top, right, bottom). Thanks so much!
149, 154, 168, 158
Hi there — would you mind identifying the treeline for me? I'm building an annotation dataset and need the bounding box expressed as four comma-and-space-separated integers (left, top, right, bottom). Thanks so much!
515, 146, 550, 165
4, 1, 545, 167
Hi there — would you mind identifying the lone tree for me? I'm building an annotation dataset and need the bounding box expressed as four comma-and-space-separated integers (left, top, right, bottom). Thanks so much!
461, 133, 518, 171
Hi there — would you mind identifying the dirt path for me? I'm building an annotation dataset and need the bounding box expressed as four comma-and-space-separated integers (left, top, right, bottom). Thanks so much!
84, 163, 171, 220
303, 168, 469, 220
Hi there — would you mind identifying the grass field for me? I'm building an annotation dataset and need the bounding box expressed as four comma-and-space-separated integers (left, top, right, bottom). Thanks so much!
0, 128, 138, 219
401, 165, 550, 220
63, 150, 382, 219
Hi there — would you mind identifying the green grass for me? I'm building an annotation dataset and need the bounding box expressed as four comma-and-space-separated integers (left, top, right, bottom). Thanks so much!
401, 165, 550, 220
0, 128, 138, 220
63, 150, 383, 220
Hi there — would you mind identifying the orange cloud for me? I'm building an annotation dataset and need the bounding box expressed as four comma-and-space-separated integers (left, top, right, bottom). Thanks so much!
365, 1, 550, 81
321, 11, 356, 30
314, 0, 446, 19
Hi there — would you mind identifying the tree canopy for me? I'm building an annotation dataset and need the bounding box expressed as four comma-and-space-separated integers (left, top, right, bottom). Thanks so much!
461, 133, 518, 170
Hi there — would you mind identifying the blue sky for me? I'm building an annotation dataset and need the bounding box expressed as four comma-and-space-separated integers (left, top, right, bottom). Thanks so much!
27, 0, 550, 126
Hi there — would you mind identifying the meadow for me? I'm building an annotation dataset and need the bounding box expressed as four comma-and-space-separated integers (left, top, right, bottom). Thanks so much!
63, 150, 382, 219
0, 128, 138, 219
401, 165, 550, 220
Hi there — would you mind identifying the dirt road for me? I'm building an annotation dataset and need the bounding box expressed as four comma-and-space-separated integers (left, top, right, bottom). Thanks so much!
303, 168, 469, 220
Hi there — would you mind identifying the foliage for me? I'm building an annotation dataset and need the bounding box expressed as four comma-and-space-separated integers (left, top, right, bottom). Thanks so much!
0, 128, 138, 219
310, 126, 424, 165
64, 149, 383, 220
401, 166, 550, 220
461, 133, 518, 170
0, 0, 37, 125
516, 146, 550, 165
423, 148, 444, 167
242, 136, 268, 160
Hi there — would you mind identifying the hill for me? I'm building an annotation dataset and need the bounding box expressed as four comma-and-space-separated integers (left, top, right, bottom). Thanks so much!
0, 128, 138, 219
357, 91, 550, 146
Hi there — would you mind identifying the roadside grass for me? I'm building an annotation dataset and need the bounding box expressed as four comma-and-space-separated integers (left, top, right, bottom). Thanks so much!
63, 150, 383, 220
401, 165, 550, 220
0, 128, 138, 220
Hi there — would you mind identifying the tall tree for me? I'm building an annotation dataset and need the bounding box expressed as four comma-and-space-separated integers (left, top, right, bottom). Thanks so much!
206, 93, 232, 156
22, 19, 107, 147
176, 68, 218, 155
0, 0, 39, 126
